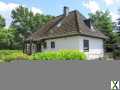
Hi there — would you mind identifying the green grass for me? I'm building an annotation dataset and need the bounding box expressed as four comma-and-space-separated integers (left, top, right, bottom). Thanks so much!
0, 50, 87, 62
0, 50, 32, 62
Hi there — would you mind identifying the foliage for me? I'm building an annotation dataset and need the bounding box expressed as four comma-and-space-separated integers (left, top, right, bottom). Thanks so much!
32, 50, 86, 61
0, 50, 32, 62
89, 11, 113, 33
11, 5, 54, 36
0, 50, 86, 63
0, 15, 5, 28
10, 5, 54, 49
113, 50, 120, 59
113, 45, 120, 59
89, 10, 118, 52
0, 28, 16, 49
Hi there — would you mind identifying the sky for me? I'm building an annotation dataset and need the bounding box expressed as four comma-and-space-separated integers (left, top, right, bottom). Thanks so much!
0, 0, 120, 27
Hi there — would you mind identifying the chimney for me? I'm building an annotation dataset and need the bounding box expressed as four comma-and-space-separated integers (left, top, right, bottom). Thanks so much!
64, 6, 69, 16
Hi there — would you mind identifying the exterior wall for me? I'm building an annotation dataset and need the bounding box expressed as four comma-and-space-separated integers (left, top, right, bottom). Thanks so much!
42, 36, 80, 51
41, 36, 104, 60
79, 36, 104, 60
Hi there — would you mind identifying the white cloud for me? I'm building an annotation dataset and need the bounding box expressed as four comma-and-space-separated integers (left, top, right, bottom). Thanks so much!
0, 1, 19, 27
110, 12, 119, 22
83, 0, 100, 13
0, 1, 43, 27
104, 0, 113, 5
104, 0, 120, 5
0, 1, 18, 11
31, 7, 43, 14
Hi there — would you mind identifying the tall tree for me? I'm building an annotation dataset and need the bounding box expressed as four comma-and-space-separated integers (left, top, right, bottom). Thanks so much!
89, 11, 113, 34
0, 15, 5, 28
89, 10, 118, 52
11, 6, 54, 37
11, 6, 54, 49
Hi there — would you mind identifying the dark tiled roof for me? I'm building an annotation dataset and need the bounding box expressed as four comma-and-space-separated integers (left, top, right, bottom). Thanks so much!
27, 10, 107, 41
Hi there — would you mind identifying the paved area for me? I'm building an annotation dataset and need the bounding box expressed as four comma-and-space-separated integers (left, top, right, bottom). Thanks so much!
10, 60, 82, 64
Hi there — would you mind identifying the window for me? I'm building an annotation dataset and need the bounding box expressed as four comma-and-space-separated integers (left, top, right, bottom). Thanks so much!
57, 22, 62, 27
91, 25, 95, 31
43, 42, 47, 49
118, 21, 120, 25
51, 41, 55, 48
83, 40, 89, 52
26, 44, 30, 51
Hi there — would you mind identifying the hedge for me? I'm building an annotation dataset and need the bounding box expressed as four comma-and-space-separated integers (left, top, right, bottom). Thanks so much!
32, 50, 86, 61
0, 50, 87, 62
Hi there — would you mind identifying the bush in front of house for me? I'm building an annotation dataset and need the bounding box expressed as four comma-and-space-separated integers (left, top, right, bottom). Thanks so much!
32, 50, 86, 61
113, 49, 120, 59
0, 50, 86, 62
0, 50, 32, 62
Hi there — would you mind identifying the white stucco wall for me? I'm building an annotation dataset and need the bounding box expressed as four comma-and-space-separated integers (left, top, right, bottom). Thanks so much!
42, 36, 80, 51
79, 36, 104, 60
42, 36, 104, 60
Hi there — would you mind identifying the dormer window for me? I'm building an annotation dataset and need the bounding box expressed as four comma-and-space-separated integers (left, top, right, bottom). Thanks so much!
84, 19, 91, 29
91, 25, 95, 31
57, 22, 62, 27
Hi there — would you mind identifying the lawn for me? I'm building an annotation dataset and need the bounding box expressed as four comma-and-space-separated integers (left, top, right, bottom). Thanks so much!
0, 50, 32, 63
0, 50, 86, 63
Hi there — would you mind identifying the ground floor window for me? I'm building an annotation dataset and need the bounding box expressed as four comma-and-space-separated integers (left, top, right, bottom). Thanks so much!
83, 40, 89, 52
26, 43, 30, 52
36, 43, 41, 52
43, 42, 47, 49
51, 41, 55, 48
32, 43, 37, 53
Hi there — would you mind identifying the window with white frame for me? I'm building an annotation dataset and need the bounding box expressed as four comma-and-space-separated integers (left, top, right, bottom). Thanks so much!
51, 41, 55, 48
83, 40, 89, 52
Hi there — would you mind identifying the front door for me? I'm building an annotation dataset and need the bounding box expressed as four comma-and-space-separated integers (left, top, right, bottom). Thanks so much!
36, 43, 41, 52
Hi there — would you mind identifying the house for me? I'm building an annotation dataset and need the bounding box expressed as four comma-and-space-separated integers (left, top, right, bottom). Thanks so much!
24, 7, 107, 60
113, 19, 120, 33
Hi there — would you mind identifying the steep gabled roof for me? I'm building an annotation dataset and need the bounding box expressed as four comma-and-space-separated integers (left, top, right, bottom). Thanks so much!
27, 10, 107, 41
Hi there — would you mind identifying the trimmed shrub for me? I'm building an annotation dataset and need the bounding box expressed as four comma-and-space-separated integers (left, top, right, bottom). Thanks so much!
32, 49, 86, 61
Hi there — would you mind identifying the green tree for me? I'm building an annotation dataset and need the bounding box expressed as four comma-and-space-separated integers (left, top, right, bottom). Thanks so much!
11, 6, 54, 49
89, 10, 118, 52
89, 11, 113, 34
0, 15, 5, 28
0, 28, 16, 49
11, 6, 54, 37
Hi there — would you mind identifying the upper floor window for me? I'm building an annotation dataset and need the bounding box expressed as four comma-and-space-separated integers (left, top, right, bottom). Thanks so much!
51, 41, 55, 48
83, 40, 89, 52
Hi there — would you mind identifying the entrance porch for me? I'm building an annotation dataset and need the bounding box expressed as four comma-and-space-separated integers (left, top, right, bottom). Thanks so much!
23, 40, 43, 55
